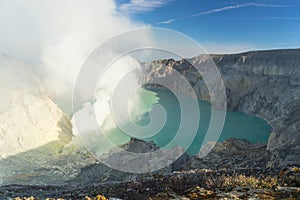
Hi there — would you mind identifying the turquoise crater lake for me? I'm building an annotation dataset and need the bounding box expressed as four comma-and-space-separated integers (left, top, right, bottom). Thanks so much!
101, 88, 271, 156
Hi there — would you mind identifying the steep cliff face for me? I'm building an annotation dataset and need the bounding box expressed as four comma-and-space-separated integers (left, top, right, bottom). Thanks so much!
0, 54, 72, 158
0, 55, 98, 185
139, 49, 300, 167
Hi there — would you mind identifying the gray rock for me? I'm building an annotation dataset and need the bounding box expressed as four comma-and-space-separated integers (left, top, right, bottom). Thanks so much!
139, 49, 300, 168
187, 138, 269, 170
279, 166, 300, 187
74, 138, 188, 183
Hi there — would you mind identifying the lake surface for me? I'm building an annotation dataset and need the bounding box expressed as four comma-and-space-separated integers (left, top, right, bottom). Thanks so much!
0, 88, 271, 185
102, 88, 271, 155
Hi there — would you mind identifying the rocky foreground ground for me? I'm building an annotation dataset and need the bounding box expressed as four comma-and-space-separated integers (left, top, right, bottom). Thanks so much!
0, 167, 299, 199
1, 138, 299, 200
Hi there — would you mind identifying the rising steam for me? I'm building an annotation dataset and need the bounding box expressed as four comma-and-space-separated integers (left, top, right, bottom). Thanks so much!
0, 0, 152, 114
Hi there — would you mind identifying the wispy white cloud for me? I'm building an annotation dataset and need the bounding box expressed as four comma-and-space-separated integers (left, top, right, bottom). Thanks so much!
190, 3, 289, 17
237, 16, 300, 21
157, 18, 175, 24
156, 2, 289, 25
265, 17, 300, 20
119, 0, 169, 13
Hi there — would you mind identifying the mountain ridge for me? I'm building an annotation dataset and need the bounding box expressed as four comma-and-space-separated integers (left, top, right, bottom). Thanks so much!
139, 48, 300, 168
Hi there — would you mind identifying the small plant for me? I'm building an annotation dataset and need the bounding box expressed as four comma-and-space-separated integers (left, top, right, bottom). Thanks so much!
221, 174, 279, 189
203, 173, 280, 190
85, 195, 107, 200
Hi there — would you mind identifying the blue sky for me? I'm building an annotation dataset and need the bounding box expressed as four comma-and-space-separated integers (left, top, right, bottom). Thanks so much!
116, 0, 300, 53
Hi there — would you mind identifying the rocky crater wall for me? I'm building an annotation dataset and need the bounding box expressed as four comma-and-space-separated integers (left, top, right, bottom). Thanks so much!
139, 49, 300, 167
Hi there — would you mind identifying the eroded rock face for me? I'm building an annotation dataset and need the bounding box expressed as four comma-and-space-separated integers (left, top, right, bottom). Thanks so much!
188, 138, 270, 170
0, 54, 72, 159
139, 49, 300, 167
0, 55, 96, 185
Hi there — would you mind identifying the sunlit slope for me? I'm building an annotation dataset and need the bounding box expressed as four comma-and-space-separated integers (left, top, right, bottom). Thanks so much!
0, 54, 72, 159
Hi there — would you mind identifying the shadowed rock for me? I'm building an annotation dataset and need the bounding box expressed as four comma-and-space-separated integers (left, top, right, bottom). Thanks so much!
139, 48, 300, 168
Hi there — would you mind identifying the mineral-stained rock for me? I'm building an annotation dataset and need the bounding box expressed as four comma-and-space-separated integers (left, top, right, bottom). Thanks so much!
0, 54, 72, 159
185, 186, 216, 199
149, 189, 189, 200
0, 54, 89, 186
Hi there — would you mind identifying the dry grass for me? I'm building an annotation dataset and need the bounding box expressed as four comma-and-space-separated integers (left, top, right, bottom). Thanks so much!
204, 173, 280, 190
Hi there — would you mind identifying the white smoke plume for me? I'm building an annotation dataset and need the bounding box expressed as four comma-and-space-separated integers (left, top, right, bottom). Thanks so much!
0, 0, 153, 113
